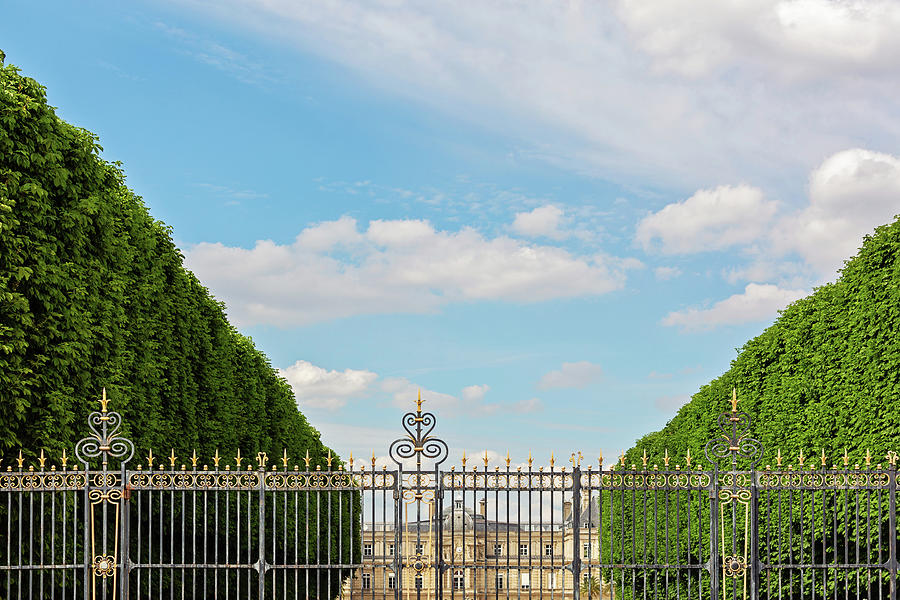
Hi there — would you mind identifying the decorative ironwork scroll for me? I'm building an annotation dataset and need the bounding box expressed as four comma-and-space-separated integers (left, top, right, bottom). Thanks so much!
704, 388, 764, 470
75, 389, 133, 600
388, 392, 449, 470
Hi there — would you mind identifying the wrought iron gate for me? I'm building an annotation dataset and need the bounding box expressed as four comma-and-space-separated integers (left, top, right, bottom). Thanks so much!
1, 390, 898, 599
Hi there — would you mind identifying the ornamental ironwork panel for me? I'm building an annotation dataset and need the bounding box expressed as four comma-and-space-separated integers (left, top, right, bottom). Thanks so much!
1, 389, 898, 599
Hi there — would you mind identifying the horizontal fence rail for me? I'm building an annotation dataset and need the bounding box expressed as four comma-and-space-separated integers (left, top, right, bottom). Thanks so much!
1, 390, 898, 599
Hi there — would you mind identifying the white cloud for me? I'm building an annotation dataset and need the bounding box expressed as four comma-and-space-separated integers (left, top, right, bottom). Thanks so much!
662, 283, 806, 331
185, 217, 627, 327
653, 266, 682, 281
636, 185, 776, 254
537, 361, 604, 390
461, 384, 489, 403
278, 360, 377, 410
175, 0, 900, 188
771, 148, 900, 276
511, 205, 569, 240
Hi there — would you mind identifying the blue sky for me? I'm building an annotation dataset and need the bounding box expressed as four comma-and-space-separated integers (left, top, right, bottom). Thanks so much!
4, 0, 900, 468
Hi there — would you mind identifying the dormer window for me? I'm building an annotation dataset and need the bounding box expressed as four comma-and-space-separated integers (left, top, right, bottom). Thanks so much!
454, 499, 463, 510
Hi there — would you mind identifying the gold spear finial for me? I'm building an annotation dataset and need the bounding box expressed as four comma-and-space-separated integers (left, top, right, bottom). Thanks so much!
550, 452, 555, 468
169, 449, 177, 468
820, 449, 827, 467
234, 449, 243, 467
16, 450, 23, 469
619, 451, 625, 467
38, 449, 46, 469
461, 451, 467, 468
798, 448, 805, 466
598, 450, 603, 470
100, 387, 110, 413
842, 448, 849, 467
371, 451, 376, 469
663, 449, 670, 467
776, 448, 782, 467
865, 448, 872, 466
641, 449, 648, 468
348, 451, 354, 470
731, 388, 738, 412
61, 448, 68, 468
528, 451, 533, 467
483, 451, 489, 468
416, 389, 424, 413
213, 449, 220, 467
147, 449, 155, 469
190, 450, 199, 468
685, 448, 692, 467
282, 449, 289, 468
505, 451, 511, 468
326, 450, 333, 468
304, 450, 311, 468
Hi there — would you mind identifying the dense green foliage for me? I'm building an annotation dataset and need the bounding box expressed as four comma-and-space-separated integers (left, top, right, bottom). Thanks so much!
628, 213, 900, 473
0, 54, 337, 471
603, 213, 900, 598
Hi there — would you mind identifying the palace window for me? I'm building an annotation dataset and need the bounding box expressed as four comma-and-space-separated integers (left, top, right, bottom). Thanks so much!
453, 571, 465, 590
363, 543, 373, 557
388, 543, 394, 556
415, 575, 424, 590
388, 574, 395, 590
495, 574, 504, 590
520, 572, 530, 590
582, 543, 591, 559
454, 499, 463, 510
493, 543, 503, 556
362, 573, 371, 590
519, 543, 529, 557
548, 572, 557, 589
415, 543, 424, 555
544, 543, 553, 556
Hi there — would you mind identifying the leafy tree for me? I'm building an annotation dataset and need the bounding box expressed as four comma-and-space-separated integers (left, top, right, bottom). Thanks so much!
0, 52, 359, 597
605, 213, 900, 598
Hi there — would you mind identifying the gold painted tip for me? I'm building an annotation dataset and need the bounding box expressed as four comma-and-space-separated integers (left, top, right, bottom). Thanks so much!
282, 448, 289, 467
147, 449, 155, 468
38, 449, 46, 468
598, 450, 603, 467
100, 387, 109, 412
190, 450, 198, 468
416, 389, 424, 412
528, 451, 533, 466
327, 450, 333, 467
842, 448, 849, 467
663, 449, 670, 467
865, 448, 872, 466
505, 450, 510, 467
820, 449, 827, 466
798, 448, 805, 466
619, 451, 625, 466
483, 450, 489, 467
169, 449, 177, 467
213, 449, 220, 466
685, 448, 692, 466
731, 388, 738, 412
235, 448, 243, 466
16, 450, 23, 468
61, 448, 68, 467
776, 448, 782, 466
641, 449, 648, 467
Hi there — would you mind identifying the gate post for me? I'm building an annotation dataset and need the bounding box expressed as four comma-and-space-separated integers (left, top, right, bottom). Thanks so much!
709, 469, 719, 600
889, 455, 898, 597
749, 471, 760, 600
572, 465, 581, 600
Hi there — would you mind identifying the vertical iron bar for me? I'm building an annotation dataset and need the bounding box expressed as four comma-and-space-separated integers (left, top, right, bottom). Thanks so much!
572, 466, 581, 600
888, 462, 897, 598
750, 470, 760, 600
259, 465, 266, 600
709, 468, 719, 600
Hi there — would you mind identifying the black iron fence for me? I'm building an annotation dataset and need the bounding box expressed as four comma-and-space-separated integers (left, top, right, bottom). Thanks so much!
1, 390, 897, 599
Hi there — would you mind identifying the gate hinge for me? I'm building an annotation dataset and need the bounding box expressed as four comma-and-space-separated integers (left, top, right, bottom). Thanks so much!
123, 485, 132, 501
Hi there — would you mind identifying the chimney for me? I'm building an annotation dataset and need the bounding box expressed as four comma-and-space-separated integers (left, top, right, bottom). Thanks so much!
563, 501, 572, 522
479, 499, 486, 517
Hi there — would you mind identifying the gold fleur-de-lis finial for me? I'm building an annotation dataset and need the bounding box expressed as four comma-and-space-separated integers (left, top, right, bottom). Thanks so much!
798, 448, 805, 466
38, 449, 46, 469
416, 389, 424, 413
61, 448, 68, 468
326, 450, 333, 468
235, 449, 243, 467
570, 453, 577, 468
578, 451, 583, 466
685, 448, 692, 466
213, 449, 220, 467
190, 450, 198, 468
619, 451, 625, 467
256, 452, 269, 469
550, 452, 555, 468
776, 448, 782, 467
16, 450, 23, 469
304, 450, 311, 469
100, 387, 110, 413
820, 449, 827, 467
461, 451, 467, 468
887, 450, 899, 467
505, 451, 511, 468
282, 449, 289, 468
842, 448, 849, 467
528, 451, 533, 467
483, 451, 489, 468
147, 449, 155, 469
598, 450, 603, 470
370, 451, 376, 469
641, 449, 648, 468
169, 449, 177, 468
731, 388, 738, 412
348, 451, 354, 470
865, 448, 872, 466
663, 449, 670, 467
